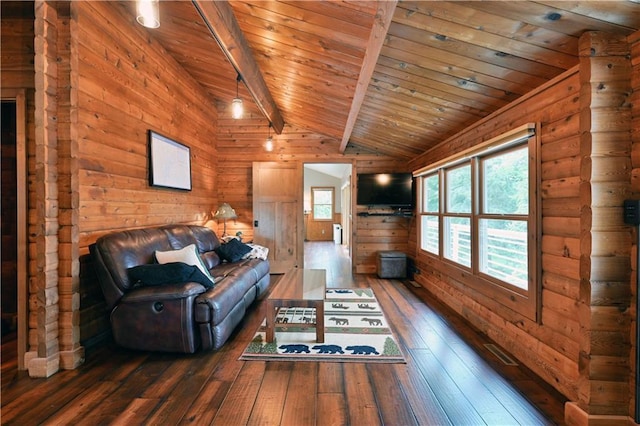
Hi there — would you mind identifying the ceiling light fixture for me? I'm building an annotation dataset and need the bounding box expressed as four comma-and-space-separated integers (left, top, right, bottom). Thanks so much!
136, 0, 160, 29
265, 122, 274, 152
231, 74, 244, 119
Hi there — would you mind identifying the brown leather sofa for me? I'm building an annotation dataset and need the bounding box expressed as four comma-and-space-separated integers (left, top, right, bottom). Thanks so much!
90, 224, 270, 353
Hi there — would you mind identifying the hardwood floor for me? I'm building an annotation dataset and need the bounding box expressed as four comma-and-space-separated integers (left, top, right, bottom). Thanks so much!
1, 242, 566, 425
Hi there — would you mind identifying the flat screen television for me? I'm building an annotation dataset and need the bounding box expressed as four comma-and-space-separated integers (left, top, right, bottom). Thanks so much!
357, 173, 413, 207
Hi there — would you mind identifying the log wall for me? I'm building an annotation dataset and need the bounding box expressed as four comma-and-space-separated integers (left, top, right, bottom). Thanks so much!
215, 111, 408, 273
410, 69, 584, 398
28, 0, 62, 378
409, 31, 639, 421
1, 1, 35, 372
75, 1, 219, 244
73, 1, 220, 348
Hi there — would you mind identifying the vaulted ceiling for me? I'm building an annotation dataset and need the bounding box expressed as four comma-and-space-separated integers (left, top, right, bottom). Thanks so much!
127, 1, 639, 160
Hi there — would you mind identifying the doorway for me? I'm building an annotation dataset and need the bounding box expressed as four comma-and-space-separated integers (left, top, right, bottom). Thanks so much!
2, 90, 28, 370
1, 100, 18, 336
303, 163, 353, 274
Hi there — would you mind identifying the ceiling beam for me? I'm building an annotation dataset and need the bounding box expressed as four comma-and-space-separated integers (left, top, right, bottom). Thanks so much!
192, 0, 285, 134
339, 0, 397, 152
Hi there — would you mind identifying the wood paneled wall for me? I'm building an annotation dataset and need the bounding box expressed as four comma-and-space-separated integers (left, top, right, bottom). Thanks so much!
3, 1, 221, 375
74, 1, 220, 349
408, 31, 639, 421
76, 1, 218, 246
215, 111, 408, 273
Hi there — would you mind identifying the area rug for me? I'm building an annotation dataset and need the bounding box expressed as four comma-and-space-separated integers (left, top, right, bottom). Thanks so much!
239, 288, 405, 363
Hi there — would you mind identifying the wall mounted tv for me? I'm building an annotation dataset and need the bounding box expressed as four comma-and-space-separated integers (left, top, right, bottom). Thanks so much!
356, 173, 414, 207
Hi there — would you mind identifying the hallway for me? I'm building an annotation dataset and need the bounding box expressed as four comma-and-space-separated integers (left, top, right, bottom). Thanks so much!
304, 241, 354, 288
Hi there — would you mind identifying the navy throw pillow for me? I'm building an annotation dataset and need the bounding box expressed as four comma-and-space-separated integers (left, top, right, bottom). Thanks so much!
215, 238, 252, 263
128, 262, 215, 289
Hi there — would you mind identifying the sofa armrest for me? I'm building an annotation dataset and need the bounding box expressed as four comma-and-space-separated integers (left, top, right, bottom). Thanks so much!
120, 282, 206, 304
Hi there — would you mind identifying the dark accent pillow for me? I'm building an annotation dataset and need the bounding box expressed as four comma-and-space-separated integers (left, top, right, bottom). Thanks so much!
128, 262, 215, 289
215, 238, 253, 263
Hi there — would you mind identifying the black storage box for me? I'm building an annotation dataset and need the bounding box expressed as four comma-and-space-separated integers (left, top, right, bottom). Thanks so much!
376, 251, 407, 279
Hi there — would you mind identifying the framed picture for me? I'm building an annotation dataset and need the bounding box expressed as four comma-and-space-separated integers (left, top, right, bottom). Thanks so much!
148, 130, 192, 191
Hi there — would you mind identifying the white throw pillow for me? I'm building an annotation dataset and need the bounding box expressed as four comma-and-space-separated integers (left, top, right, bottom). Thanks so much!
155, 244, 215, 284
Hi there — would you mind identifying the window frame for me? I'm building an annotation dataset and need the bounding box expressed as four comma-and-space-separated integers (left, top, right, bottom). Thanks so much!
415, 124, 540, 321
311, 186, 335, 221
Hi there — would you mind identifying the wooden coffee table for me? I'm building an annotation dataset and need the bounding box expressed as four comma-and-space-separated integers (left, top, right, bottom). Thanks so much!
265, 268, 326, 343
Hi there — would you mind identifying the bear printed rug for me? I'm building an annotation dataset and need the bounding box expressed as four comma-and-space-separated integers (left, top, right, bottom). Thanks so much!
239, 288, 406, 363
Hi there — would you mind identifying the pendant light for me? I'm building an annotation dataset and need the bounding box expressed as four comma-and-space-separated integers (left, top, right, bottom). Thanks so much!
136, 0, 160, 29
231, 74, 243, 119
265, 122, 274, 152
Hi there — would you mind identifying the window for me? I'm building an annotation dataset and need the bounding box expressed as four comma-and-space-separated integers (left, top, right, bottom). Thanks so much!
420, 174, 439, 254
312, 187, 334, 221
479, 147, 529, 289
444, 164, 471, 267
415, 124, 539, 320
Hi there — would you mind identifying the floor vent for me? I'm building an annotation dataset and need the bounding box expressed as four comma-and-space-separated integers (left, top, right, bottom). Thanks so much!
484, 344, 519, 366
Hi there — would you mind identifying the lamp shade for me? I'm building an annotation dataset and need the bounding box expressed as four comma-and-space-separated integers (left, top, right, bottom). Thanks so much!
231, 97, 243, 119
213, 203, 237, 220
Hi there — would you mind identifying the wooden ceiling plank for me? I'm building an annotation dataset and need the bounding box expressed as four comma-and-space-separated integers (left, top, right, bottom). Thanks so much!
533, 1, 640, 31
380, 44, 536, 97
244, 37, 362, 80
192, 0, 285, 133
383, 34, 549, 88
374, 63, 512, 110
375, 57, 519, 103
231, 1, 371, 47
370, 72, 501, 114
459, 1, 638, 36
238, 20, 365, 68
359, 94, 478, 129
388, 21, 566, 79
393, 5, 576, 70
340, 0, 398, 153
400, 2, 580, 56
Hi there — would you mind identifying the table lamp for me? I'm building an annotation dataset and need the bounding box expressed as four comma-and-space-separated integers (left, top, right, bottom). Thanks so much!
213, 203, 237, 237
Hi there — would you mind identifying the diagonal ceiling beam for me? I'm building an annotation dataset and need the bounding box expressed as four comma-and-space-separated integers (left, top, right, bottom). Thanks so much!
339, 0, 397, 152
192, 0, 285, 134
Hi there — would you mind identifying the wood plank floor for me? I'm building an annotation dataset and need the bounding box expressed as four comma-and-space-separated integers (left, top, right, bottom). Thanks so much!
1, 242, 567, 425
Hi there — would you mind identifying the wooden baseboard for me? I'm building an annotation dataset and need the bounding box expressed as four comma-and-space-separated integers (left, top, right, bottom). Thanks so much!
565, 402, 634, 426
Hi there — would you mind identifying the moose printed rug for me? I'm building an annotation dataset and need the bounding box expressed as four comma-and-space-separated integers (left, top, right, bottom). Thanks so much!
239, 288, 405, 363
